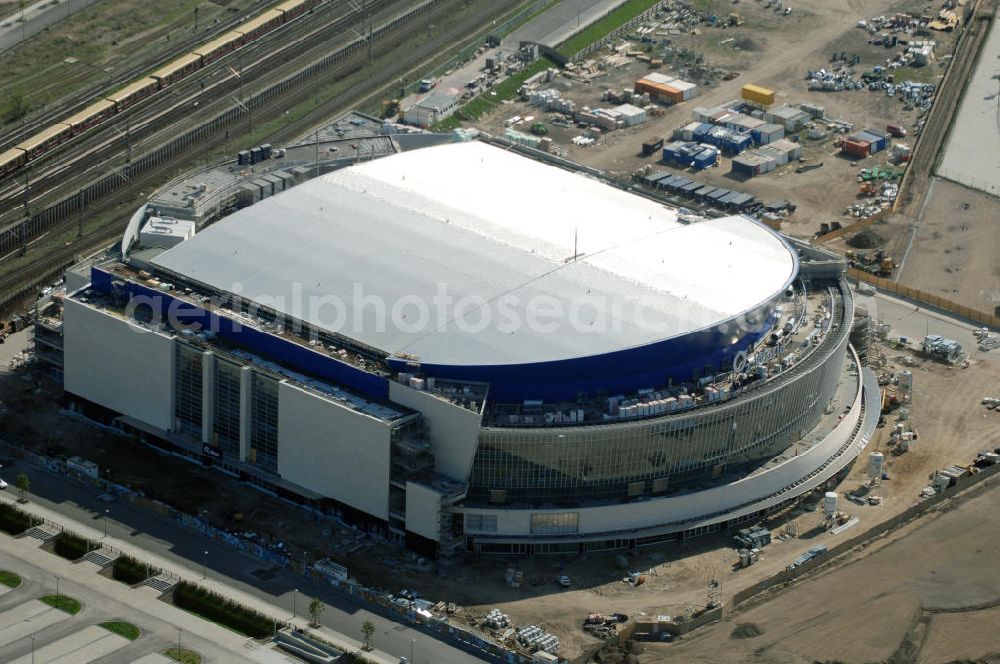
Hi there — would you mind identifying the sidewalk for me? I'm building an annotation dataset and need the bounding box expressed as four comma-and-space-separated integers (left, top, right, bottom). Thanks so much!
0, 491, 400, 664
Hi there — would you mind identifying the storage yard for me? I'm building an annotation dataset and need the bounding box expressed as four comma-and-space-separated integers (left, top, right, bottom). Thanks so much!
468, 0, 963, 245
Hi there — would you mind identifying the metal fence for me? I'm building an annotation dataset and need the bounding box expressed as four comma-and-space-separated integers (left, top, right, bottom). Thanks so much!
0, 0, 448, 259
848, 268, 1000, 329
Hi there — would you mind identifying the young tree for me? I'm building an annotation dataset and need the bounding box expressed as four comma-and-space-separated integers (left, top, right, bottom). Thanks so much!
15, 473, 29, 503
361, 619, 375, 651
308, 598, 324, 627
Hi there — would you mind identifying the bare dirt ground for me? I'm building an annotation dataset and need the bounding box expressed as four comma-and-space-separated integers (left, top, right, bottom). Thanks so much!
638, 475, 1000, 664
893, 177, 1000, 313
475, 0, 958, 240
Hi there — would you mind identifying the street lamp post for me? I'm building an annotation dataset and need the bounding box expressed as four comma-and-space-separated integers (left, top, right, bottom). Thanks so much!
103, 509, 109, 537
177, 627, 182, 653
202, 550, 208, 579
293, 588, 298, 618
28, 635, 36, 663
55, 575, 60, 599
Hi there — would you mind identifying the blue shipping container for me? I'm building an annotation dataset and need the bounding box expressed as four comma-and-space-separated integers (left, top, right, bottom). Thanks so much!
693, 149, 717, 169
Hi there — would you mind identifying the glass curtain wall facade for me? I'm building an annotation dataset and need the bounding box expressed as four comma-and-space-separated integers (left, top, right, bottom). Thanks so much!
250, 372, 279, 473
174, 343, 203, 438
469, 283, 851, 505
213, 359, 242, 458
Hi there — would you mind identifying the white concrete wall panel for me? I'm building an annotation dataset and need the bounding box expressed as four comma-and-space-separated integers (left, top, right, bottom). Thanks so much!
277, 382, 391, 519
63, 298, 175, 431
405, 481, 442, 542
388, 382, 482, 482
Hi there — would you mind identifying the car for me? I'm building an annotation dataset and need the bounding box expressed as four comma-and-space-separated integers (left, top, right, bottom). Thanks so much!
557, 574, 572, 587
0, 478, 7, 490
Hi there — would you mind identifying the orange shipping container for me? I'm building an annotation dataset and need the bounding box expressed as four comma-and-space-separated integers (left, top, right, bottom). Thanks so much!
842, 139, 870, 158
635, 80, 683, 104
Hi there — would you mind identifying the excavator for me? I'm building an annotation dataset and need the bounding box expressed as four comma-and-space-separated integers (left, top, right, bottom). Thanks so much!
846, 249, 895, 277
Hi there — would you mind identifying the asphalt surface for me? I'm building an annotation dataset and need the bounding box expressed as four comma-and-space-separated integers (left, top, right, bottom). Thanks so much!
501, 0, 629, 51
0, 458, 485, 664
0, 0, 102, 53
937, 13, 1000, 195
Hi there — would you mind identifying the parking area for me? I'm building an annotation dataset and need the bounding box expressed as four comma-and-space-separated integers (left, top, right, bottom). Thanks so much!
0, 537, 294, 664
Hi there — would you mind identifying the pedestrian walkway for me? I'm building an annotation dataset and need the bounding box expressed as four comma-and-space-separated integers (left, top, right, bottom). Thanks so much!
6, 625, 128, 664
0, 493, 400, 664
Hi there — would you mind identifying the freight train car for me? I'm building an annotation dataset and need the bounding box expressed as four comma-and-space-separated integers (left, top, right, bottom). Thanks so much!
193, 30, 246, 65
64, 99, 117, 133
233, 9, 285, 41
17, 124, 73, 160
275, 0, 321, 21
151, 52, 203, 88
0, 148, 26, 179
106, 78, 159, 112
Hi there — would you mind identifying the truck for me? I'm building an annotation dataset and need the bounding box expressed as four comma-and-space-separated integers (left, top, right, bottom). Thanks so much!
846, 249, 895, 277
886, 123, 907, 137
787, 544, 827, 570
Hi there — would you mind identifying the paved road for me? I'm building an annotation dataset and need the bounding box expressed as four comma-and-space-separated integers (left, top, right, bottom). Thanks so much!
0, 0, 102, 54
0, 458, 485, 664
501, 0, 629, 52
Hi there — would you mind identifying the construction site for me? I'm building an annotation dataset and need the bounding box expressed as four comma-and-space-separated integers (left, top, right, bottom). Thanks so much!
0, 0, 998, 662
387, 0, 1000, 660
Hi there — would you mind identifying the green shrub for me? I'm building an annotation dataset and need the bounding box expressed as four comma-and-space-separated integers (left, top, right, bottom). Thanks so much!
39, 594, 81, 614
0, 502, 33, 535
52, 531, 93, 561
100, 621, 141, 640
172, 582, 273, 638
0, 570, 22, 588
112, 555, 158, 585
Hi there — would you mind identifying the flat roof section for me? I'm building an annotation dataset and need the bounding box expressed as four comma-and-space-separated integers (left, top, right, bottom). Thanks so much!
152, 142, 796, 367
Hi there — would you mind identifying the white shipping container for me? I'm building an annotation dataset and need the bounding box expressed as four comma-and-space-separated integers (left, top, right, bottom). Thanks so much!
641, 72, 675, 85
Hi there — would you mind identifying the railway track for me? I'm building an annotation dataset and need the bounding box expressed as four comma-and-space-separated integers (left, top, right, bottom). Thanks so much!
0, 0, 393, 221
0, 0, 528, 312
894, 3, 993, 220
0, 0, 280, 154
